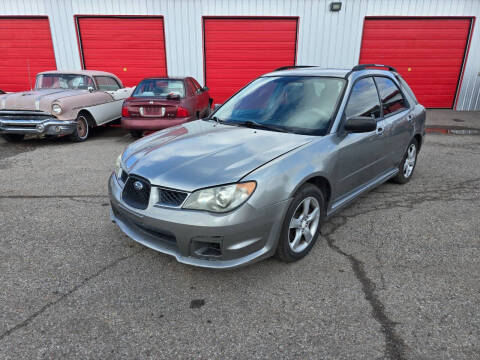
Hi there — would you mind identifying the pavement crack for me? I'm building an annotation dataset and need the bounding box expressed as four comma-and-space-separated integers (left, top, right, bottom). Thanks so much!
0, 248, 145, 342
323, 216, 408, 360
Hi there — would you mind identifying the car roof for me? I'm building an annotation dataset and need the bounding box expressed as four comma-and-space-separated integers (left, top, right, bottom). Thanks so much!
263, 66, 397, 79
37, 70, 118, 77
138, 77, 188, 81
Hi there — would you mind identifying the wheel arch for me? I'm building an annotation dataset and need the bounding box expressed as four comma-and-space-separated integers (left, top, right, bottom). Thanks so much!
414, 133, 422, 151
76, 109, 96, 127
291, 174, 332, 210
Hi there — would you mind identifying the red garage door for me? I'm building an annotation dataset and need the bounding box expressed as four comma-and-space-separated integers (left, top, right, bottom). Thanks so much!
77, 17, 167, 87
0, 17, 56, 92
204, 18, 298, 103
359, 18, 471, 108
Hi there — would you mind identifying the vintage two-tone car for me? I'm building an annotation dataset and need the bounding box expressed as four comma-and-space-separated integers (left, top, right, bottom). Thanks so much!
0, 70, 133, 142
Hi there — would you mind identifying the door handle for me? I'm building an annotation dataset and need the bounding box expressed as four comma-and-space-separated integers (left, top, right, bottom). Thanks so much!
407, 114, 414, 122
376, 126, 384, 135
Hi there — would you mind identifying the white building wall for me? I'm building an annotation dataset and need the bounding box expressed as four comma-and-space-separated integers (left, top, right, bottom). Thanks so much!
1, 0, 480, 110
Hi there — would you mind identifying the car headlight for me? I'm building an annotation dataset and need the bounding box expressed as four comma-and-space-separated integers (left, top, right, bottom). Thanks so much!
52, 104, 62, 115
115, 154, 123, 179
183, 181, 256, 213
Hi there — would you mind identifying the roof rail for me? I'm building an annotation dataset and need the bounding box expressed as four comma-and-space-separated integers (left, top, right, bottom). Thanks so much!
351, 64, 398, 73
273, 65, 316, 72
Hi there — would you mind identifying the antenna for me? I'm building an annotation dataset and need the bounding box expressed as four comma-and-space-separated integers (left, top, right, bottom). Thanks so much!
27, 59, 32, 90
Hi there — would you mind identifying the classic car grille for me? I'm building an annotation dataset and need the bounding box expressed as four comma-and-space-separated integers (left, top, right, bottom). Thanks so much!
122, 175, 151, 210
0, 110, 52, 121
157, 188, 188, 207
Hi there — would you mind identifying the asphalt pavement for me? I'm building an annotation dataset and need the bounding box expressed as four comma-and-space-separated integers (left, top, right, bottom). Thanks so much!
0, 113, 479, 359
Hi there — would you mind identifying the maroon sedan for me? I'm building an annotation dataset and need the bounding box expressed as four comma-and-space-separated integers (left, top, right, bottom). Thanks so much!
121, 77, 212, 138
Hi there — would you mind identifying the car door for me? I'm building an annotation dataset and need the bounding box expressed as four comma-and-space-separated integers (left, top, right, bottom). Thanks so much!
184, 78, 200, 117
332, 76, 391, 202
374, 76, 413, 169
191, 77, 209, 114
88, 76, 126, 125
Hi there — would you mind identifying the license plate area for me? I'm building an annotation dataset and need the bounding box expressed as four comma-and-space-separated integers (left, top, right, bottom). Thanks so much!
139, 106, 166, 117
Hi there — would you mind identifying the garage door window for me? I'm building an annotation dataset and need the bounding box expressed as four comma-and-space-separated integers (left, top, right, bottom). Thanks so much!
374, 77, 408, 116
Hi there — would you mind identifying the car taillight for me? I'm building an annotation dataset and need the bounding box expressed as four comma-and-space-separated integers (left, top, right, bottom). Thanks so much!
176, 106, 189, 118
122, 102, 130, 117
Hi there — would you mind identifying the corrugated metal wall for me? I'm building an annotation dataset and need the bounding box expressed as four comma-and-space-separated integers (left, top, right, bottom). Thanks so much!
2, 0, 480, 110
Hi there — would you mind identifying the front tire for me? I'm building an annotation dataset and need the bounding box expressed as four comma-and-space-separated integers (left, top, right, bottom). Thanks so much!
276, 184, 325, 263
69, 114, 90, 142
130, 130, 143, 139
392, 138, 418, 184
1, 134, 24, 142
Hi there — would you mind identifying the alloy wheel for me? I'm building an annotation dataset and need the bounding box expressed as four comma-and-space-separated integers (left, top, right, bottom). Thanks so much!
288, 196, 320, 253
403, 143, 416, 178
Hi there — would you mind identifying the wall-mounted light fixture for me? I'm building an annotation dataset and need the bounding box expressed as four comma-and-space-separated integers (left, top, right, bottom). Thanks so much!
330, 2, 342, 12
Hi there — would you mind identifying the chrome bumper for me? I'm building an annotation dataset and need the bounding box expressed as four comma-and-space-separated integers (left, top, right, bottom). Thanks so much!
0, 117, 76, 135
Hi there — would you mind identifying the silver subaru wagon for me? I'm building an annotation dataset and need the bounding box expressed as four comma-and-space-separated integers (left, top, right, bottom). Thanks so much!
109, 64, 425, 269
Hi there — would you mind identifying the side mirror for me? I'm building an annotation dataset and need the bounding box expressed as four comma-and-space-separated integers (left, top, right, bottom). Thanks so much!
344, 116, 377, 133
213, 103, 221, 110
87, 86, 94, 93
203, 86, 209, 92
166, 92, 181, 100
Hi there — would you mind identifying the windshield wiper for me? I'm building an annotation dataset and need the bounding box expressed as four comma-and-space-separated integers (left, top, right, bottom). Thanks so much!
204, 116, 222, 124
235, 120, 289, 133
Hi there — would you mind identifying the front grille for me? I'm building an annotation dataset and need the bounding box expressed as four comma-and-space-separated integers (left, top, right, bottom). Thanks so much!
0, 111, 52, 121
135, 223, 176, 244
157, 188, 188, 207
122, 175, 151, 210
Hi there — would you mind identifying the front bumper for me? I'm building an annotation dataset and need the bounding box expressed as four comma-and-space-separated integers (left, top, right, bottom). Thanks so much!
0, 116, 76, 135
108, 173, 289, 269
121, 116, 193, 131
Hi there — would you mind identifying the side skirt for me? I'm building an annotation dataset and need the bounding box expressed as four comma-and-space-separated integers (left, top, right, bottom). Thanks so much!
326, 168, 399, 218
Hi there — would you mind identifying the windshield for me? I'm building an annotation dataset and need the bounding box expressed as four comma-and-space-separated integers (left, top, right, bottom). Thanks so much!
132, 79, 185, 98
35, 74, 95, 90
213, 76, 345, 135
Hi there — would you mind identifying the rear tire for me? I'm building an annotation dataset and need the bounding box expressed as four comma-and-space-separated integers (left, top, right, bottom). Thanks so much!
130, 130, 143, 139
69, 114, 90, 142
276, 184, 325, 263
1, 134, 24, 142
392, 138, 418, 184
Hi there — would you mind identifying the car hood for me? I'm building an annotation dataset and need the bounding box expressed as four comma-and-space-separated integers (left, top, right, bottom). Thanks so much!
0, 88, 88, 112
122, 120, 314, 192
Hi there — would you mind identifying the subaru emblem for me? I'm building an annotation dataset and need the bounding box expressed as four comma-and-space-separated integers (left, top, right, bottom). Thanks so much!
133, 181, 144, 191
149, 100, 154, 104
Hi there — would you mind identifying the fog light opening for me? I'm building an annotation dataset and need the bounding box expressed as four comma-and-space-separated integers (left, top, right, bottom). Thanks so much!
192, 239, 222, 258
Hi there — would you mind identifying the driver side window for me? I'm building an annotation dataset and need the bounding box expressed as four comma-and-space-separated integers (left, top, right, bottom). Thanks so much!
345, 77, 381, 120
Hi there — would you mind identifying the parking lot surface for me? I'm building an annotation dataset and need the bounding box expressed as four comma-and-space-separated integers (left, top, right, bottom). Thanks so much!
0, 116, 479, 359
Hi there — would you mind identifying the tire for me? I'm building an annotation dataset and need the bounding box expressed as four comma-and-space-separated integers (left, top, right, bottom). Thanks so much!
130, 130, 143, 139
69, 114, 90, 142
392, 138, 419, 184
276, 183, 325, 263
1, 134, 24, 142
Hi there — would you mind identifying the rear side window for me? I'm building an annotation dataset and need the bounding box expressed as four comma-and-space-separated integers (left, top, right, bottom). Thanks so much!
345, 77, 381, 119
397, 76, 418, 104
374, 77, 408, 116
95, 76, 121, 91
191, 78, 202, 93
